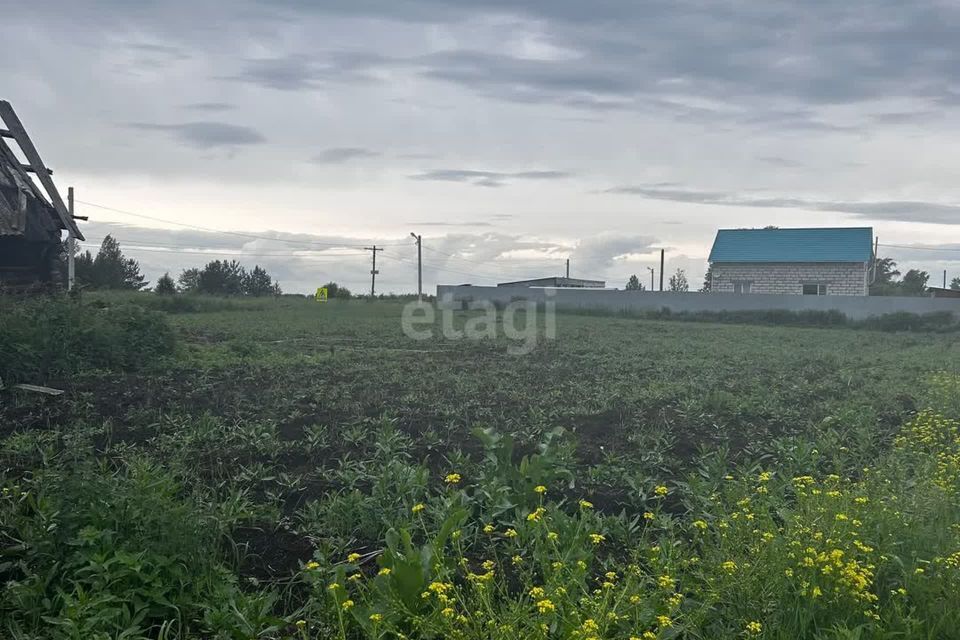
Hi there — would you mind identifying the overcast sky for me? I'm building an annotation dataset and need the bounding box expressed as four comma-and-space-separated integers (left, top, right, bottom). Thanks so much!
4, 0, 960, 293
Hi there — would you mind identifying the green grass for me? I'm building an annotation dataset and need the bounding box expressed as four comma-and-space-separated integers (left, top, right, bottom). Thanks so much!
2, 293, 960, 639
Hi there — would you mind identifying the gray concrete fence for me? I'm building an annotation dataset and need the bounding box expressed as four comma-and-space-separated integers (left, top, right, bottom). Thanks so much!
436, 285, 960, 321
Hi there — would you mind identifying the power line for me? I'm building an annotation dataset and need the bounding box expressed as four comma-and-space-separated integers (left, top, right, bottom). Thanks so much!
75, 199, 408, 248
878, 243, 960, 255
80, 235, 368, 255
77, 241, 369, 258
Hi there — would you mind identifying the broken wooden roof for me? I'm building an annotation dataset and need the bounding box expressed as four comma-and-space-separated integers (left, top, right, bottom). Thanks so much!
0, 100, 84, 240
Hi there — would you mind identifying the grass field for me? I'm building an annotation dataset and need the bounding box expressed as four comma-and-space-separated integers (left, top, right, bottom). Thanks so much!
2, 294, 960, 639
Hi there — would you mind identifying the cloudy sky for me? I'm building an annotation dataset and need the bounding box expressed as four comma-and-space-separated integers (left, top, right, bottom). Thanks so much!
4, 0, 960, 293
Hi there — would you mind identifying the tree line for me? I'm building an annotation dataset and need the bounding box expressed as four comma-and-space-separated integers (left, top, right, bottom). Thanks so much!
73, 235, 283, 296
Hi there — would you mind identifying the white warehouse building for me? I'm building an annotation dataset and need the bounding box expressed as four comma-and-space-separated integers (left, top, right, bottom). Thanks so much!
708, 227, 874, 296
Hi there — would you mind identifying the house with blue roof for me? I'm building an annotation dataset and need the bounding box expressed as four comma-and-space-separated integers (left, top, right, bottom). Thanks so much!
707, 227, 874, 296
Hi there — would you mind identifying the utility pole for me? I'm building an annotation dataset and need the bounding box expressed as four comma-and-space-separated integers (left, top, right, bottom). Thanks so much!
945, 270, 948, 289
365, 245, 383, 297
410, 233, 422, 300
565, 258, 570, 279
67, 187, 75, 291
659, 249, 665, 292
646, 266, 655, 291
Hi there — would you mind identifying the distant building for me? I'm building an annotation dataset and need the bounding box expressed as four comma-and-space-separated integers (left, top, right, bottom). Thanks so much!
497, 276, 605, 288
928, 287, 960, 299
708, 227, 874, 296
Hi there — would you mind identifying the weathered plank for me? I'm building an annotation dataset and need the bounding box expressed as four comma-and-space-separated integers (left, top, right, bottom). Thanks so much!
11, 384, 65, 396
0, 100, 84, 240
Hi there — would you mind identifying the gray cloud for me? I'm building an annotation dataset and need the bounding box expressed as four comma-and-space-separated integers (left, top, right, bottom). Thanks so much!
75, 221, 665, 292
758, 156, 804, 168
225, 52, 389, 90
409, 169, 571, 187
606, 185, 960, 226
310, 147, 381, 164
569, 233, 660, 271
129, 121, 266, 148
407, 221, 493, 227
251, 1, 960, 120
182, 102, 235, 112
125, 42, 190, 59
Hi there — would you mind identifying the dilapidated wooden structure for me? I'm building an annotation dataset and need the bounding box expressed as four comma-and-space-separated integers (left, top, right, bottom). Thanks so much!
0, 100, 83, 290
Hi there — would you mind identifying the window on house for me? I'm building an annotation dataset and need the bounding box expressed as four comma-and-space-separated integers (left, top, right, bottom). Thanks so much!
732, 281, 752, 294
802, 283, 827, 295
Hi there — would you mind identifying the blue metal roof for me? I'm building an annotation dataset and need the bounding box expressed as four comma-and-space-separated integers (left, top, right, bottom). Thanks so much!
708, 227, 873, 263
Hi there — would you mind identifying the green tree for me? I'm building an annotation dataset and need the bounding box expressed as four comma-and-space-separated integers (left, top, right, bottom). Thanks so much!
83, 235, 147, 290
242, 265, 276, 296
900, 269, 929, 295
950, 277, 960, 290
625, 274, 644, 291
177, 268, 200, 293
869, 257, 901, 296
323, 281, 352, 299
700, 264, 714, 292
668, 268, 689, 292
74, 249, 96, 288
155, 272, 176, 295
197, 260, 245, 295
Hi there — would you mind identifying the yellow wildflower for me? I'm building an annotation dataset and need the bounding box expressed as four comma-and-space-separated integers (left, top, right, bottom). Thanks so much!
534, 485, 547, 494
341, 600, 355, 610
505, 528, 518, 538
369, 613, 383, 623
654, 485, 669, 496
412, 503, 426, 513
536, 599, 556, 614
347, 553, 361, 563
527, 506, 547, 522
745, 621, 762, 635
589, 533, 606, 545
445, 473, 461, 484
305, 561, 320, 571
579, 499, 594, 509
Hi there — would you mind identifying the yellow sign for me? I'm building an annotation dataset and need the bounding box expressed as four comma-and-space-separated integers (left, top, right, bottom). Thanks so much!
315, 287, 328, 302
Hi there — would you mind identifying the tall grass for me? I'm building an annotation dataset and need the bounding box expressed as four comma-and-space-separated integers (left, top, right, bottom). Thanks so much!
0, 295, 175, 384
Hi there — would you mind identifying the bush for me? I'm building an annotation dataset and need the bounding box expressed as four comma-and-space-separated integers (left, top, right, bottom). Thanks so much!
860, 311, 960, 332
0, 457, 279, 637
0, 296, 176, 384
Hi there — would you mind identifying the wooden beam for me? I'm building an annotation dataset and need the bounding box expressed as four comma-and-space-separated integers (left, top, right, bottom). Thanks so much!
21, 163, 52, 175
12, 383, 65, 396
0, 100, 84, 240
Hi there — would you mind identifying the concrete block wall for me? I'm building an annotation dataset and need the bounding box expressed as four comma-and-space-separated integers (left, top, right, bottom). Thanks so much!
436, 285, 960, 321
712, 262, 869, 296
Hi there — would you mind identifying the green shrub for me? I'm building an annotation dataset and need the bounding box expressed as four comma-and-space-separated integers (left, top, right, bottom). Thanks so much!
0, 295, 175, 383
0, 457, 283, 638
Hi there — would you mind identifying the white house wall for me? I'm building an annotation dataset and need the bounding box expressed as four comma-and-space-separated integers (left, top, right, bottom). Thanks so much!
711, 262, 869, 296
